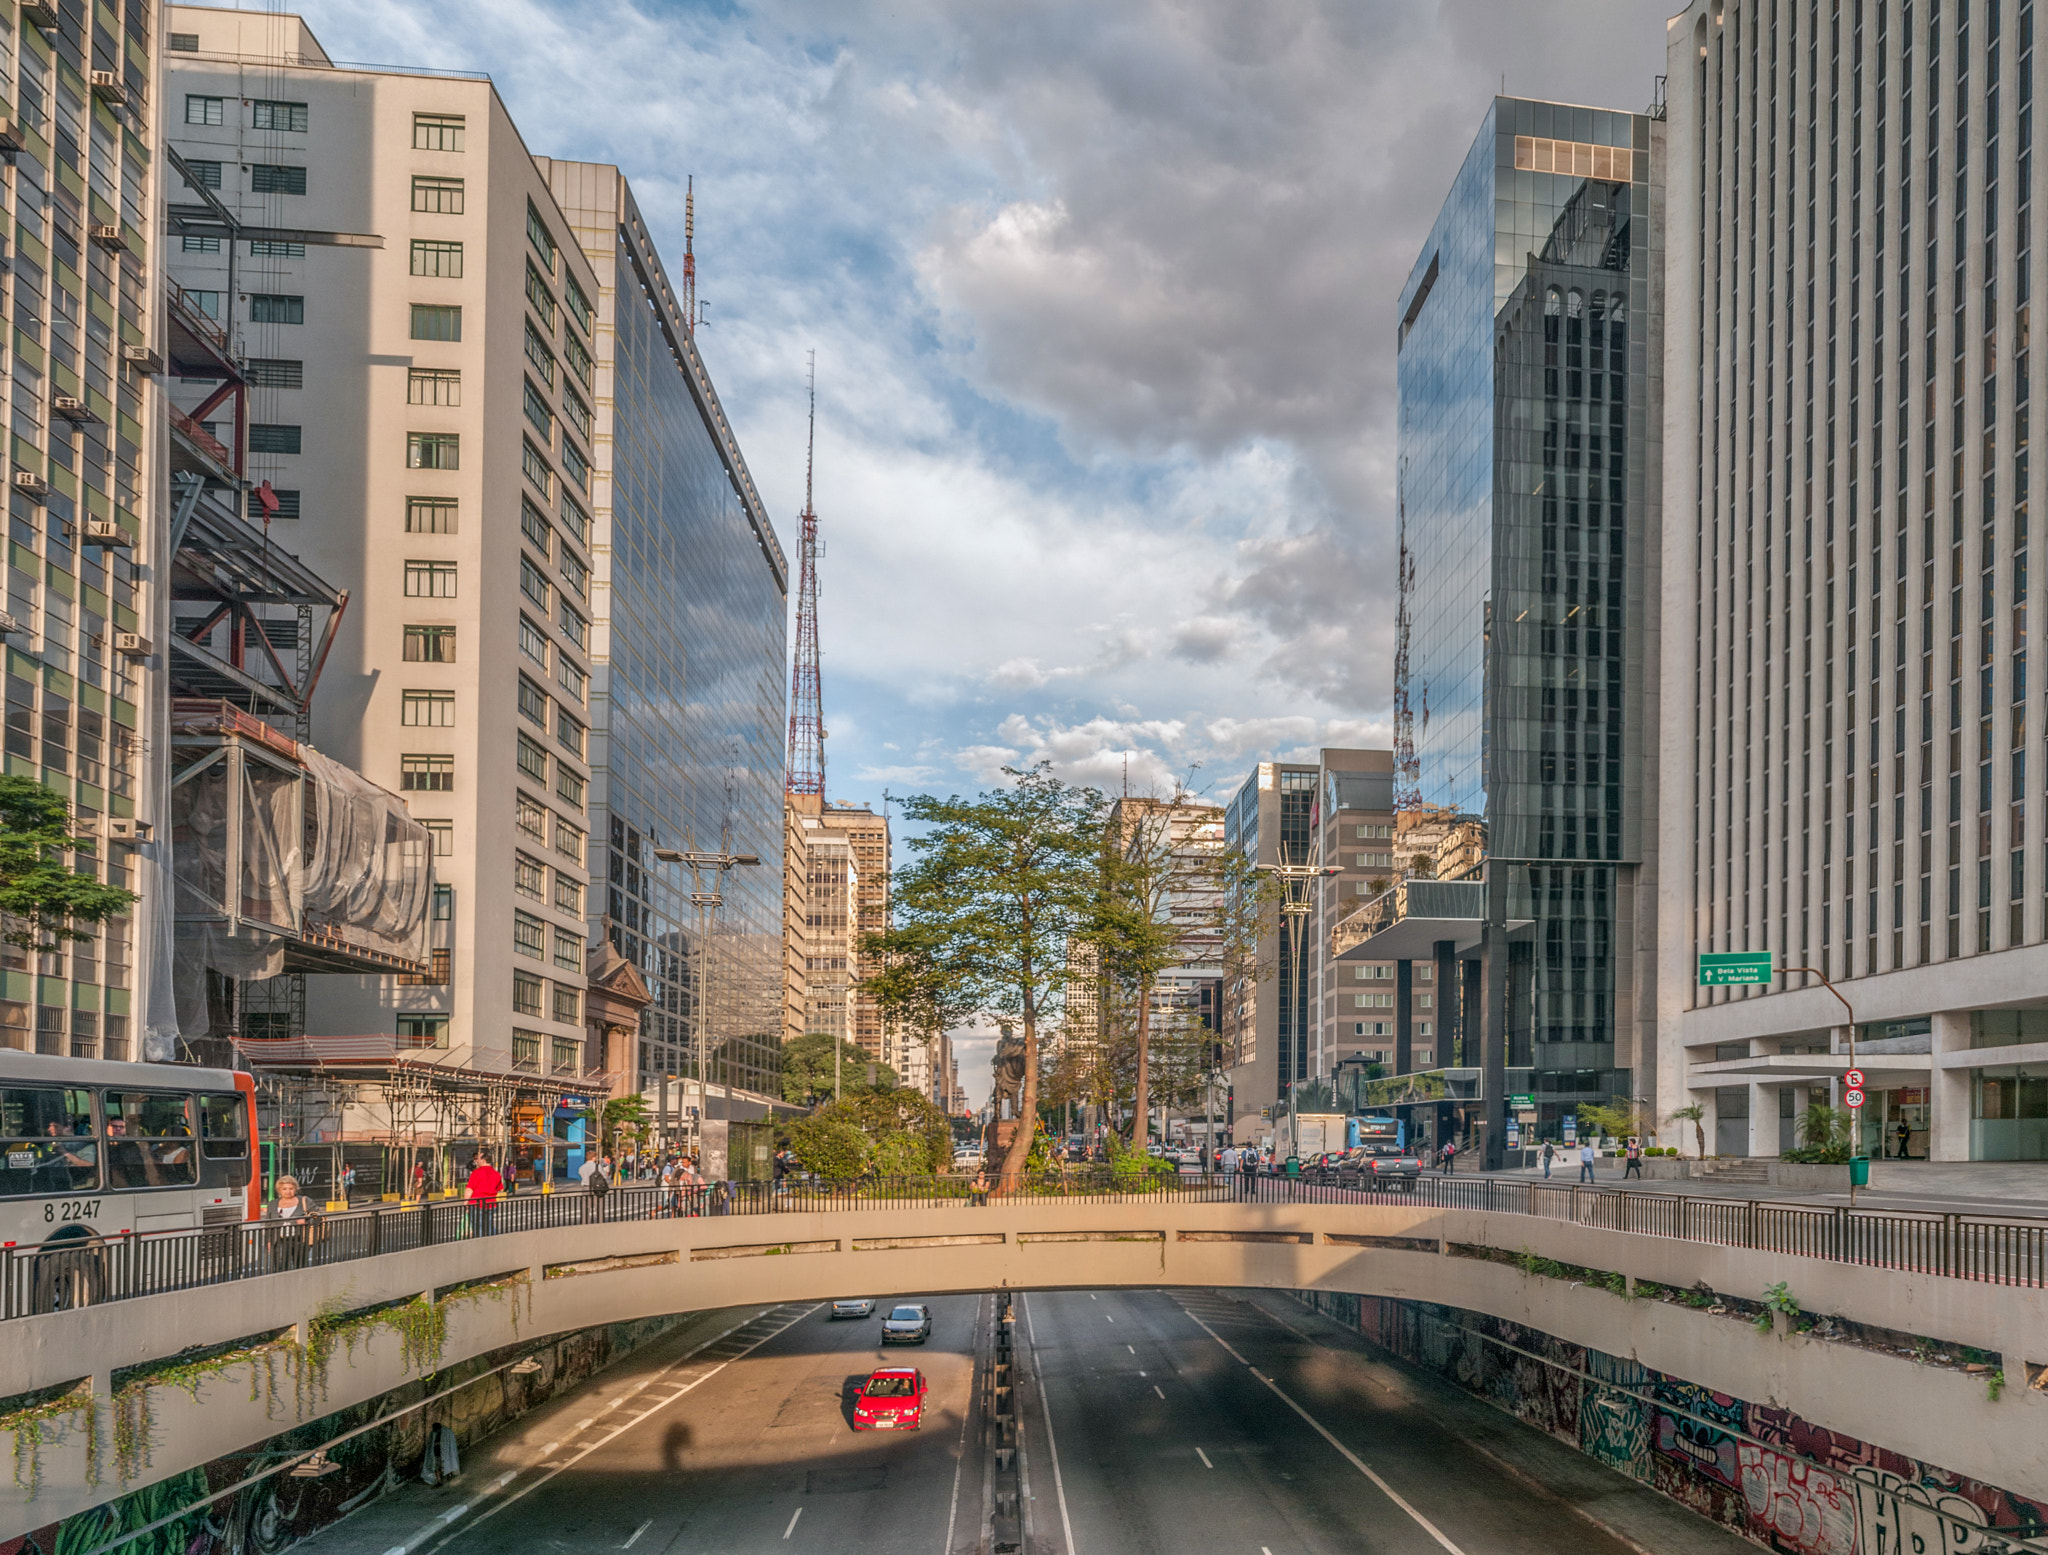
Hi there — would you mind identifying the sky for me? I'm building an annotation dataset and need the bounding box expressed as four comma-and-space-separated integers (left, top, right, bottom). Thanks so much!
284, 0, 1674, 1102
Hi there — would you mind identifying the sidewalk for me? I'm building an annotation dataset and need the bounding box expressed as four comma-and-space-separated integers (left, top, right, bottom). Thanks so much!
1486, 1158, 2048, 1217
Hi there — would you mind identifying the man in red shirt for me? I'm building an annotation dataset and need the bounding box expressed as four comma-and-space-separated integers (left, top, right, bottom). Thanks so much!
466, 1155, 504, 1237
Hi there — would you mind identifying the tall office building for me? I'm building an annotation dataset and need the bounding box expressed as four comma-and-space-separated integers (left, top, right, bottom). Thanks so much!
824, 800, 890, 1057
1665, 1, 2048, 1162
1221, 761, 1317, 1125
538, 160, 785, 1098
1358, 97, 1665, 1165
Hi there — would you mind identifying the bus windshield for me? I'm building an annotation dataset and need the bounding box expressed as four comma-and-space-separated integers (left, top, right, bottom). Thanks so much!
0, 1087, 99, 1196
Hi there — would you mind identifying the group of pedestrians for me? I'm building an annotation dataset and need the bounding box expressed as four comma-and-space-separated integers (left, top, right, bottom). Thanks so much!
1537, 1137, 1646, 1182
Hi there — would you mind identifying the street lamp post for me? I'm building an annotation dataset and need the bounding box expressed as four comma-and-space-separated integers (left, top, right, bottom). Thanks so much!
1781, 964, 1860, 1205
651, 848, 761, 1146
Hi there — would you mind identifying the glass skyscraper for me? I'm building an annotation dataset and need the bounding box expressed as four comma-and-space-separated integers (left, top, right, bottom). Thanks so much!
1386, 97, 1665, 1161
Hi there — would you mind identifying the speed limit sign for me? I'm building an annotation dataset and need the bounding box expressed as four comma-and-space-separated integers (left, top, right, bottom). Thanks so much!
1845, 1087, 1866, 1108
1844, 1067, 1865, 1089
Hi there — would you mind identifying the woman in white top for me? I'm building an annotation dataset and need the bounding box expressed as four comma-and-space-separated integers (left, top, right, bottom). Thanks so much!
266, 1175, 322, 1269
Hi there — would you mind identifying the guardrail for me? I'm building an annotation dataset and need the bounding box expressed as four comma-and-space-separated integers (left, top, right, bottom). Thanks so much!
5, 1167, 2044, 1320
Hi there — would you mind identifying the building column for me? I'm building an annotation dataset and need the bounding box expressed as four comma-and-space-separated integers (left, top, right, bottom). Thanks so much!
1433, 940, 1457, 1068
1395, 959, 1414, 1075
1929, 1009, 1973, 1161
1480, 880, 1509, 1171
1747, 1083, 1779, 1158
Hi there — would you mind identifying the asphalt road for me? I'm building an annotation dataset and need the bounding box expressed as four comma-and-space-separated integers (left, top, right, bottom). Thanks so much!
294, 1288, 1750, 1555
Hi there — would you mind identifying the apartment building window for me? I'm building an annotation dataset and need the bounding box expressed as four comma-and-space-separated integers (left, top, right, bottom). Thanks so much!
565, 275, 594, 334
520, 497, 553, 556
523, 378, 553, 439
406, 497, 457, 534
555, 655, 585, 703
412, 176, 464, 214
400, 754, 453, 793
564, 332, 592, 388
561, 500, 592, 547
432, 885, 454, 921
524, 733, 557, 782
515, 856, 546, 903
525, 264, 558, 331
410, 304, 461, 342
169, 31, 199, 51
411, 239, 463, 279
1353, 993, 1393, 1009
559, 548, 588, 599
408, 368, 461, 406
555, 708, 584, 760
512, 1030, 542, 1070
420, 820, 454, 857
516, 793, 547, 842
397, 1015, 448, 1049
403, 625, 455, 662
245, 488, 300, 520
554, 873, 584, 915
523, 322, 555, 386
407, 432, 460, 470
184, 94, 223, 125
248, 239, 305, 258
518, 614, 549, 668
245, 358, 303, 389
248, 424, 301, 454
183, 160, 222, 190
513, 969, 544, 1016
552, 992, 581, 1030
526, 201, 557, 273
554, 816, 583, 864
552, 927, 583, 970
401, 690, 455, 727
521, 439, 552, 497
251, 99, 308, 132
563, 389, 593, 443
413, 113, 464, 151
250, 165, 307, 196
557, 600, 588, 651
249, 294, 304, 325
517, 675, 549, 728
560, 441, 589, 493
182, 234, 220, 253
519, 557, 550, 611
555, 763, 585, 810
514, 911, 546, 960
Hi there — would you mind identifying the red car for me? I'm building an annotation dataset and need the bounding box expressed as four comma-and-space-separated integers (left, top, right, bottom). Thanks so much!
852, 1367, 927, 1431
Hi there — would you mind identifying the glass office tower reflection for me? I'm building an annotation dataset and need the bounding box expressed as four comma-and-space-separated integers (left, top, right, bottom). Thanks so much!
547, 166, 788, 1098
1391, 98, 1664, 1152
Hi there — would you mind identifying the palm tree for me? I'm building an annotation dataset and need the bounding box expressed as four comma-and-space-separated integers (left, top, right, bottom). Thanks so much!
1668, 1102, 1707, 1158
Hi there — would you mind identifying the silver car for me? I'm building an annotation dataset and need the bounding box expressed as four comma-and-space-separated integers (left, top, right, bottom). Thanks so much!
830, 1298, 876, 1320
880, 1303, 933, 1344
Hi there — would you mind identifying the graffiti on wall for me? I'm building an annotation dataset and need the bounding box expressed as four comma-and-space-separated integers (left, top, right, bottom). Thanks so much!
1299, 1293, 2048, 1555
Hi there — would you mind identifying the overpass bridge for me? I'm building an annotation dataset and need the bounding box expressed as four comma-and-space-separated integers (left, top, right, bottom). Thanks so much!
4, 1176, 2046, 1548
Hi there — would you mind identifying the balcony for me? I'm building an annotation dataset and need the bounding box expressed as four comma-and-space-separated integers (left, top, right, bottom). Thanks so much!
1330, 878, 1490, 961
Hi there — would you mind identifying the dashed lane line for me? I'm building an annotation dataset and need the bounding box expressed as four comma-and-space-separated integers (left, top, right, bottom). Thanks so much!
1196, 1448, 1214, 1469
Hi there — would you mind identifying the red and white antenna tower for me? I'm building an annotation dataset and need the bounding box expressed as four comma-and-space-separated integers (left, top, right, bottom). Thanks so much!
682, 176, 697, 331
786, 353, 826, 798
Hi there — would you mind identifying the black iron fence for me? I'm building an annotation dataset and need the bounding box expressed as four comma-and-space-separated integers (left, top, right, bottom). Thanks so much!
5, 1167, 2043, 1321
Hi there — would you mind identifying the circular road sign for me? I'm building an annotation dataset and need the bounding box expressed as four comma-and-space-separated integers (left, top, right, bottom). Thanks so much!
1845, 1087, 1866, 1108
1844, 1067, 1865, 1089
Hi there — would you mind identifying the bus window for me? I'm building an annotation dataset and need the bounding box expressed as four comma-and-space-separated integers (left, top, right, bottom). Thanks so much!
200, 1094, 249, 1158
104, 1092, 197, 1189
1, 1087, 99, 1196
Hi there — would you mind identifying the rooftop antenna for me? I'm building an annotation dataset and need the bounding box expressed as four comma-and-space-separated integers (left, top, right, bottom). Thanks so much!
786, 352, 825, 798
682, 175, 697, 332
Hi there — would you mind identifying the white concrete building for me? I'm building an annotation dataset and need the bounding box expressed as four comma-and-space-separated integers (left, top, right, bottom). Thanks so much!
1664, 0, 2048, 1161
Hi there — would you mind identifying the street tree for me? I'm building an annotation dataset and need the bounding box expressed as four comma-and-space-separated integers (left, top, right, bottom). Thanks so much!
780, 1031, 899, 1105
0, 775, 137, 953
861, 764, 1104, 1184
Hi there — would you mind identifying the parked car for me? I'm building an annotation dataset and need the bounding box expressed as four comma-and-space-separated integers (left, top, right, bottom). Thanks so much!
829, 1298, 876, 1319
881, 1302, 933, 1344
852, 1366, 928, 1430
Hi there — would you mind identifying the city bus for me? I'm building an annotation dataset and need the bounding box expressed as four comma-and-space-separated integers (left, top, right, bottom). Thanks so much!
0, 1050, 260, 1279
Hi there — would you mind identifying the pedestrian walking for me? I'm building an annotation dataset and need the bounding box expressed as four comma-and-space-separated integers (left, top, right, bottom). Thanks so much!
1623, 1137, 1644, 1180
1895, 1119, 1912, 1160
1540, 1140, 1555, 1179
265, 1176, 321, 1270
1578, 1139, 1597, 1183
466, 1155, 504, 1236
410, 1159, 428, 1201
340, 1162, 357, 1203
587, 1155, 612, 1222
1441, 1140, 1457, 1175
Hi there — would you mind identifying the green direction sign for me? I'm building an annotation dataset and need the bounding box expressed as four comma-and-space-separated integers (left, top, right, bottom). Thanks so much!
1699, 952, 1774, 986
1509, 1094, 1536, 1111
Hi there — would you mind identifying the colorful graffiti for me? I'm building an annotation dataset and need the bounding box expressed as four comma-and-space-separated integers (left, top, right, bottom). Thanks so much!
1296, 1292, 2048, 1555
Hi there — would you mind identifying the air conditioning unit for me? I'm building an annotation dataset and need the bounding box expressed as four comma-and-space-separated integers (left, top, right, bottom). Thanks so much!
20, 0, 56, 29
114, 631, 151, 659
88, 224, 125, 252
52, 395, 96, 424
121, 344, 161, 374
105, 818, 152, 843
85, 519, 134, 548
12, 471, 46, 500
88, 71, 127, 106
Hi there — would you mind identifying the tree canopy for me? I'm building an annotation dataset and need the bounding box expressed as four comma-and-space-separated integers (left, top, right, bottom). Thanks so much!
780, 1031, 899, 1106
0, 776, 137, 953
785, 1088, 951, 1178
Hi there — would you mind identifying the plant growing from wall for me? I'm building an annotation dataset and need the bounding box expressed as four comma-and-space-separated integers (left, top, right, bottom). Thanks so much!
1987, 1368, 2006, 1402
1756, 1280, 1800, 1334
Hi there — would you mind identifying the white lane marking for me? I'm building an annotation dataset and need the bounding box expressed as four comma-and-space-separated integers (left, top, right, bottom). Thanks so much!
417, 1304, 818, 1555
488, 1471, 515, 1492
1022, 1293, 1077, 1555
1196, 1447, 1214, 1469
1106, 1315, 1114, 1323
576, 1418, 595, 1430
1089, 1294, 1096, 1300
1126, 1345, 1134, 1354
534, 1441, 559, 1459
621, 1520, 651, 1549
1154, 1385, 1165, 1399
783, 1507, 802, 1539
1263, 1548, 1275, 1554
1174, 1307, 1469, 1555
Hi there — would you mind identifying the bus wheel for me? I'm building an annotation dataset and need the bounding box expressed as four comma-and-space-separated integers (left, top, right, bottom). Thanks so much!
29, 1229, 106, 1313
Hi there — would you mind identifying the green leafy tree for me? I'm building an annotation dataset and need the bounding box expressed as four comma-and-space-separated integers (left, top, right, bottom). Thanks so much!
786, 1111, 869, 1177
786, 1088, 950, 1177
586, 1092, 649, 1158
1668, 1102, 1707, 1158
0, 776, 136, 952
861, 764, 1105, 1184
1577, 1097, 1643, 1144
780, 1031, 898, 1105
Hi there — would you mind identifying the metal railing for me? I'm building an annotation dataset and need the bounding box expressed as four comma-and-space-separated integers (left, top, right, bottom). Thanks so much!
5, 1168, 2044, 1321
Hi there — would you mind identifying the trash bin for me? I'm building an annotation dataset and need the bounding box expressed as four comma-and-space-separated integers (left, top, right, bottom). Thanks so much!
1850, 1156, 1870, 1187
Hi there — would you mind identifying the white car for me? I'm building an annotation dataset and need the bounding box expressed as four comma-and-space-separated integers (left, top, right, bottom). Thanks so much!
829, 1298, 876, 1320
